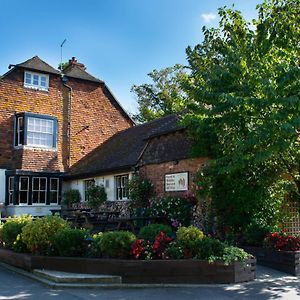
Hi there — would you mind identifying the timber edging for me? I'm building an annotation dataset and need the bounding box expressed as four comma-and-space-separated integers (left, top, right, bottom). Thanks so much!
243, 246, 300, 276
0, 248, 256, 284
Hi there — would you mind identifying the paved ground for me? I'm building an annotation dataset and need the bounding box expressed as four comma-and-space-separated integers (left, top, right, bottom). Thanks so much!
0, 265, 299, 300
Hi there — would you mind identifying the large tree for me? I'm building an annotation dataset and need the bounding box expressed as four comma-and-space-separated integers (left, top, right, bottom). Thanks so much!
131, 64, 187, 123
183, 0, 300, 232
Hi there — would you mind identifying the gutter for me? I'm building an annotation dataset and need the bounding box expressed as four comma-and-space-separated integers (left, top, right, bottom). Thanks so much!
62, 80, 73, 169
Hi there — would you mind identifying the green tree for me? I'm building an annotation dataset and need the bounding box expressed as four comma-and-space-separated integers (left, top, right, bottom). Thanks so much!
131, 64, 187, 123
183, 0, 300, 233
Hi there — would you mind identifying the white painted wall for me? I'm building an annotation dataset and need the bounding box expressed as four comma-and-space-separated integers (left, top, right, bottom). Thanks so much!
0, 169, 6, 204
63, 172, 133, 202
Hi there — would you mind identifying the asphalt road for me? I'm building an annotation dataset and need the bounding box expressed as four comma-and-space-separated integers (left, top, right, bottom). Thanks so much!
0, 265, 299, 300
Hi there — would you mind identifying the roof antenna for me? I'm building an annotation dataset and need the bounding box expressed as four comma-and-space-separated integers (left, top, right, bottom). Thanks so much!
60, 38, 67, 71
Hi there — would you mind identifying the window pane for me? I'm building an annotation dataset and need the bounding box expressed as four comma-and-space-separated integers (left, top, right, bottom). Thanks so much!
33, 74, 39, 85
40, 178, 46, 190
20, 177, 28, 190
40, 192, 46, 203
32, 191, 39, 203
19, 191, 28, 204
33, 178, 39, 190
50, 191, 58, 203
25, 73, 31, 84
50, 178, 58, 191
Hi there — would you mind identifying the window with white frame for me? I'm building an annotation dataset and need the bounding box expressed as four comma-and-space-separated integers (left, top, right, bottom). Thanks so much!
24, 71, 49, 91
115, 174, 129, 200
84, 179, 95, 201
15, 114, 57, 149
19, 177, 29, 204
49, 178, 59, 204
27, 117, 54, 148
8, 177, 14, 205
32, 177, 47, 204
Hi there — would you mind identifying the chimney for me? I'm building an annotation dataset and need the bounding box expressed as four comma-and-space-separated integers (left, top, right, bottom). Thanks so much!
68, 57, 86, 70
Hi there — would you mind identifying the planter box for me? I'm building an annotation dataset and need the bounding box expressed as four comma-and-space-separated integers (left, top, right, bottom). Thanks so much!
243, 246, 300, 276
0, 249, 256, 284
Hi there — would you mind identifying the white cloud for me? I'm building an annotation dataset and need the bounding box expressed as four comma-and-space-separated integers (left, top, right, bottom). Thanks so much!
201, 12, 217, 23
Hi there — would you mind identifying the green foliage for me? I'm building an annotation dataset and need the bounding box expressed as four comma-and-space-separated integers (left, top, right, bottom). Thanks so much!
87, 185, 107, 210
128, 176, 154, 209
63, 189, 81, 207
209, 246, 250, 266
138, 224, 172, 242
149, 196, 193, 226
21, 216, 70, 255
243, 222, 275, 247
176, 226, 204, 244
183, 0, 300, 233
1, 215, 32, 249
195, 237, 226, 260
12, 234, 28, 253
166, 241, 185, 259
88, 232, 103, 258
131, 64, 188, 123
99, 231, 136, 258
176, 226, 205, 256
53, 228, 87, 257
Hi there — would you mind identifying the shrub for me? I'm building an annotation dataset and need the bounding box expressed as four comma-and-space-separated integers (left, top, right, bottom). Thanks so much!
128, 176, 154, 209
63, 189, 81, 207
99, 231, 136, 258
219, 246, 250, 265
263, 232, 300, 251
166, 241, 185, 259
243, 222, 274, 247
53, 228, 87, 257
12, 234, 28, 253
152, 231, 173, 259
1, 215, 32, 249
176, 225, 204, 255
89, 232, 103, 258
149, 196, 193, 226
21, 216, 70, 255
195, 237, 226, 260
138, 224, 172, 242
87, 185, 107, 210
131, 239, 153, 260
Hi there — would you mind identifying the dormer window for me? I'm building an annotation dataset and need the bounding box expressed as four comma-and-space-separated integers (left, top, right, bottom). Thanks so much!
14, 113, 57, 149
24, 71, 49, 91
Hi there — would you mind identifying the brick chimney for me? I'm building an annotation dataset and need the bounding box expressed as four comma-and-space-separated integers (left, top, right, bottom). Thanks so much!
68, 57, 86, 70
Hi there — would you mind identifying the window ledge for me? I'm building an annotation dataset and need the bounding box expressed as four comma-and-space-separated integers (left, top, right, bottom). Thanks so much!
24, 85, 49, 93
14, 145, 57, 152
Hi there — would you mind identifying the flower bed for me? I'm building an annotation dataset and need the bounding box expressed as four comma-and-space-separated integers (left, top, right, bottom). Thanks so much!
0, 215, 256, 283
243, 246, 300, 276
0, 248, 256, 284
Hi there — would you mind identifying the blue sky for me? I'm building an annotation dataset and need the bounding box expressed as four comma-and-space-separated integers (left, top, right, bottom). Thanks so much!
0, 0, 260, 114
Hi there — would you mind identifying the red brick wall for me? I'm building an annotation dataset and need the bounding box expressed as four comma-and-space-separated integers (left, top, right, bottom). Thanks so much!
65, 78, 133, 167
139, 157, 209, 197
0, 67, 133, 172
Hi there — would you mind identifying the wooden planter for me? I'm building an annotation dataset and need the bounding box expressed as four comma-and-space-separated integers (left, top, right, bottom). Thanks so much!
243, 246, 300, 276
0, 249, 256, 284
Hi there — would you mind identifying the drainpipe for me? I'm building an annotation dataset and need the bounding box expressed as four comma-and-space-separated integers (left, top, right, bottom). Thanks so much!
62, 78, 72, 169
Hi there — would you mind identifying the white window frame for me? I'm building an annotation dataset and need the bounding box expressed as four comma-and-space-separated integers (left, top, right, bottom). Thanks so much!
27, 117, 55, 149
32, 177, 47, 205
18, 177, 29, 205
49, 178, 59, 204
24, 71, 49, 91
115, 174, 129, 201
84, 179, 95, 201
8, 176, 14, 205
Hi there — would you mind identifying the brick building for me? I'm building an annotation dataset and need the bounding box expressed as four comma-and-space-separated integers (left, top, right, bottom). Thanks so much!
0, 56, 133, 216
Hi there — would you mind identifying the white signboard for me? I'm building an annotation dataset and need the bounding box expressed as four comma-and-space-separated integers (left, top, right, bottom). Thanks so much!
165, 172, 188, 192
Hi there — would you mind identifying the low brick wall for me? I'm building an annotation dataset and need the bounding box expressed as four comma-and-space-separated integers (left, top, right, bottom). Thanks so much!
243, 246, 300, 276
0, 249, 256, 284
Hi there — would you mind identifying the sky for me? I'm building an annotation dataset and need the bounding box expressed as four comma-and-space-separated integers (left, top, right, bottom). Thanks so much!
0, 0, 260, 114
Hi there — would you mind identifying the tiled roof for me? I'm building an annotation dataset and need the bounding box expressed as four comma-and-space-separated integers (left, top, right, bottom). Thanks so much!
63, 64, 103, 83
67, 114, 185, 178
15, 56, 60, 75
